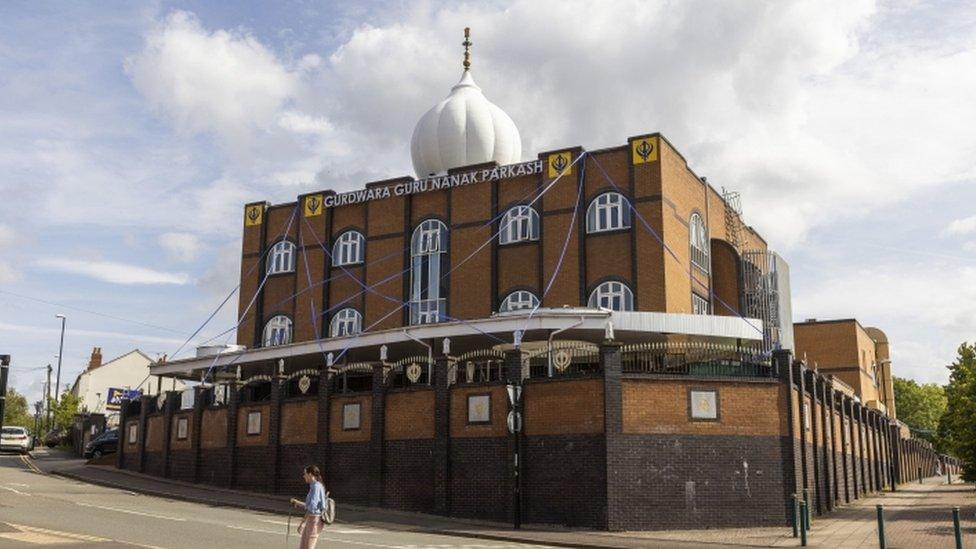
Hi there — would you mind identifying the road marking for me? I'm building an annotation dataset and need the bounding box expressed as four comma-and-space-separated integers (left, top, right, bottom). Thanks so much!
258, 518, 375, 534
1, 522, 111, 542
75, 501, 187, 521
225, 524, 282, 535
0, 485, 30, 496
20, 454, 44, 474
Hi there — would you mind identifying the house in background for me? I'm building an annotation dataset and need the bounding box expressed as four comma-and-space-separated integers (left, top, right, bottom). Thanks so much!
70, 347, 184, 426
793, 318, 897, 418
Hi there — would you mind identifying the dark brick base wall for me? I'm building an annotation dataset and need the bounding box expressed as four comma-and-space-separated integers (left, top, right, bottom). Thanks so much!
328, 442, 372, 506
278, 444, 320, 497
609, 434, 788, 530
144, 452, 164, 478
450, 437, 510, 521
236, 446, 274, 493
199, 449, 231, 486
383, 440, 434, 513
169, 450, 195, 482
523, 434, 607, 529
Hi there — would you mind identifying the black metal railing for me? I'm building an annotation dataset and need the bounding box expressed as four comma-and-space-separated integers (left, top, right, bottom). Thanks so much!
621, 342, 772, 378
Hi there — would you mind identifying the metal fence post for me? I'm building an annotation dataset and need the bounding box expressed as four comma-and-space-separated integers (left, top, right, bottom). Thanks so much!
803, 488, 812, 528
877, 505, 886, 549
800, 501, 808, 546
791, 494, 799, 538
953, 507, 962, 549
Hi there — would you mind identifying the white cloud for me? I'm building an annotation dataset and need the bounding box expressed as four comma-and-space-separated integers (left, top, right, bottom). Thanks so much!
944, 215, 976, 237
158, 231, 202, 262
125, 10, 299, 152
35, 258, 190, 285
793, 261, 976, 383
0, 224, 19, 282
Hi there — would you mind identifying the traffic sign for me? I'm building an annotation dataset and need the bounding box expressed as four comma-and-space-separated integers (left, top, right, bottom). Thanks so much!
506, 384, 522, 406
507, 410, 522, 434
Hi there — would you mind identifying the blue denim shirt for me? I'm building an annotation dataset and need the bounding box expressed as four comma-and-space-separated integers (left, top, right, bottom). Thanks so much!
305, 481, 325, 515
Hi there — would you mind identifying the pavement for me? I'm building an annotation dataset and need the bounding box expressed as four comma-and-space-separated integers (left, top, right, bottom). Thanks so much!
3, 447, 974, 548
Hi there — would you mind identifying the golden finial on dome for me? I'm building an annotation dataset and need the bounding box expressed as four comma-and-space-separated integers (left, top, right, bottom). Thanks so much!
463, 27, 472, 71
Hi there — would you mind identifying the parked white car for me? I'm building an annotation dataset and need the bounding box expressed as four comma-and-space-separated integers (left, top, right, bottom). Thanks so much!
1, 426, 31, 454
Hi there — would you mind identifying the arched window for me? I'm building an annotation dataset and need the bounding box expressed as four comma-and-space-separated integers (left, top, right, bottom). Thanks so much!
499, 290, 540, 312
332, 230, 365, 266
267, 241, 295, 274
587, 281, 634, 311
499, 205, 540, 245
410, 219, 448, 324
262, 315, 293, 347
329, 308, 362, 337
689, 212, 709, 272
586, 192, 631, 233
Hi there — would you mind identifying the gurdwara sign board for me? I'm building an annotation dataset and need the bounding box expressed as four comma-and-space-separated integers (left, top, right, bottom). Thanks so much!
323, 159, 544, 208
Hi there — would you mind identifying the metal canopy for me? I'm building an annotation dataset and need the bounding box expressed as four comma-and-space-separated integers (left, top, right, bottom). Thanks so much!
151, 308, 763, 379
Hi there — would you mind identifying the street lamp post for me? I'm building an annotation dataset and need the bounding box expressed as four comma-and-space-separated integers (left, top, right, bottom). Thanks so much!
54, 314, 66, 409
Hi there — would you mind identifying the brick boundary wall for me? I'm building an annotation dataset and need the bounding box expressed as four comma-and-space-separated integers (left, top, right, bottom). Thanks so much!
117, 348, 958, 531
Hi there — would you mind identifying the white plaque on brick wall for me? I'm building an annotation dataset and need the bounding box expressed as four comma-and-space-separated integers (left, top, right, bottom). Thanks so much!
343, 403, 361, 430
690, 390, 718, 420
467, 394, 491, 424
127, 423, 137, 444
246, 411, 262, 435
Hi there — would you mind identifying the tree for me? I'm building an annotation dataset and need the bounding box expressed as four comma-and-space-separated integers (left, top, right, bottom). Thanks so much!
892, 376, 946, 444
2, 388, 33, 430
50, 391, 80, 433
940, 342, 976, 481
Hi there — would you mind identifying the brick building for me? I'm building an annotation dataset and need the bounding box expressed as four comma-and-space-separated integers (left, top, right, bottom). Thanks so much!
123, 37, 954, 531
794, 319, 896, 418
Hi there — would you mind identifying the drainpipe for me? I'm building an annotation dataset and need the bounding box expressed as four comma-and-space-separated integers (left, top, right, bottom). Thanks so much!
548, 316, 587, 377
402, 329, 433, 383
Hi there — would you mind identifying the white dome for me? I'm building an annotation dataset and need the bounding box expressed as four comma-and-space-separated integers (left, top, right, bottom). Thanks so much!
411, 70, 521, 178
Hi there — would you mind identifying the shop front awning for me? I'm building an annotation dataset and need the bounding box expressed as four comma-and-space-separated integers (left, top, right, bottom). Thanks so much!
151, 308, 764, 379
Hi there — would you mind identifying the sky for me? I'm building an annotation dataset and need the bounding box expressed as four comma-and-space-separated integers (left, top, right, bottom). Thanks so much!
1, 0, 975, 405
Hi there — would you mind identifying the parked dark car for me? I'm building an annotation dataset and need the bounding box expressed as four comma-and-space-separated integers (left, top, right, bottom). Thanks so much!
83, 429, 118, 459
43, 428, 66, 448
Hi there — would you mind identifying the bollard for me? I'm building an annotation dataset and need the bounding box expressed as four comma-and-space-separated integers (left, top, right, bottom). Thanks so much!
877, 505, 886, 549
947, 469, 952, 484
952, 507, 962, 549
791, 494, 799, 538
803, 487, 812, 528
800, 501, 808, 547
918, 466, 923, 484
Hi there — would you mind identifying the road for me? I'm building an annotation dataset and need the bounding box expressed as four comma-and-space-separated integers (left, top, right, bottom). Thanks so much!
0, 449, 547, 549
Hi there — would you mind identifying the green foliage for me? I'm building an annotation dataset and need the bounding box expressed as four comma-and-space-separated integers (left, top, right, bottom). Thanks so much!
50, 391, 80, 433
892, 376, 946, 444
940, 342, 976, 481
2, 388, 33, 430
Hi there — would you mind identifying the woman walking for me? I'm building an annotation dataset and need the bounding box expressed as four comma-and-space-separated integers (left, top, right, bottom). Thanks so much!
290, 465, 326, 548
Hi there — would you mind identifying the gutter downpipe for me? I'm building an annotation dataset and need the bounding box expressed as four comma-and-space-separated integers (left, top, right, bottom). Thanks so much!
403, 329, 434, 383
547, 315, 587, 377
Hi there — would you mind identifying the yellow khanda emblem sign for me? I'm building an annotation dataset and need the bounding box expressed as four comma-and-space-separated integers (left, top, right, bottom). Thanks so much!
547, 151, 573, 178
632, 136, 659, 165
304, 194, 324, 217
244, 204, 264, 227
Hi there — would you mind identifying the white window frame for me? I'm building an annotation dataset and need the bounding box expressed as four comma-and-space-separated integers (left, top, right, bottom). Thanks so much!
692, 293, 710, 315
587, 281, 634, 311
586, 192, 631, 234
410, 220, 448, 325
499, 205, 540, 245
499, 290, 540, 312
267, 240, 296, 274
690, 212, 710, 273
262, 315, 293, 347
329, 308, 363, 337
332, 230, 365, 266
